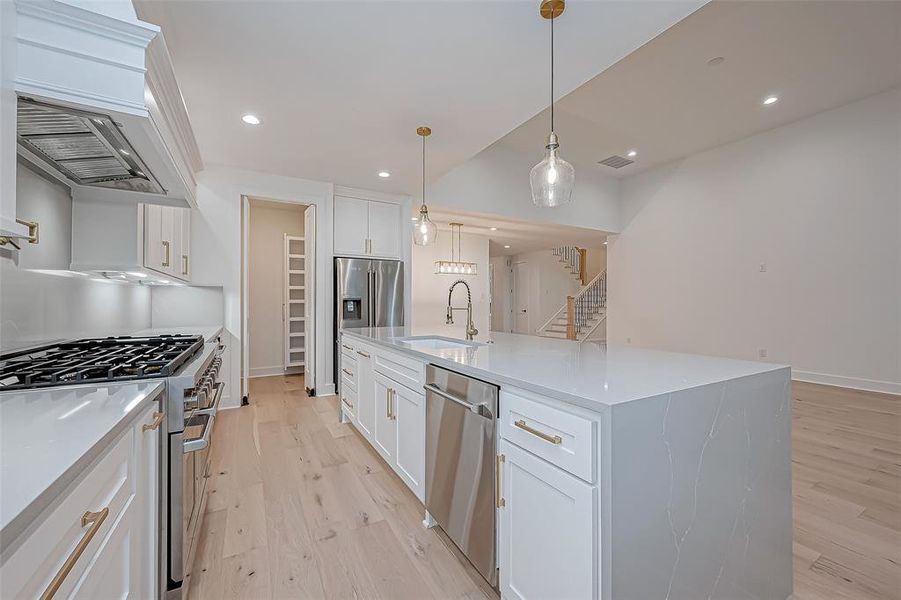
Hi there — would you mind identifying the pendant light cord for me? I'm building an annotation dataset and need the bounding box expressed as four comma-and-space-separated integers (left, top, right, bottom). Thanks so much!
421, 134, 426, 208
550, 11, 555, 133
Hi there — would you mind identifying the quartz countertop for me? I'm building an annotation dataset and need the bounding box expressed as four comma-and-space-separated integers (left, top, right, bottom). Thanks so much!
0, 381, 165, 549
341, 327, 787, 411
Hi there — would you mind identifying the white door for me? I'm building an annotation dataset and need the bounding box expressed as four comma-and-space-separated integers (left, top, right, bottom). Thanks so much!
513, 261, 531, 334
143, 203, 163, 272
394, 384, 425, 501
333, 196, 369, 256
355, 349, 374, 440
368, 200, 401, 258
498, 440, 596, 600
304, 205, 316, 392
373, 372, 397, 464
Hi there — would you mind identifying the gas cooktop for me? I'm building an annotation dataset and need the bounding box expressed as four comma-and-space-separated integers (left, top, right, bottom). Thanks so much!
0, 335, 204, 391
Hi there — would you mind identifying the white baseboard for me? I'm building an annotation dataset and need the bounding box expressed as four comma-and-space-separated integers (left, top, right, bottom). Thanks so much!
249, 366, 287, 378
792, 369, 901, 396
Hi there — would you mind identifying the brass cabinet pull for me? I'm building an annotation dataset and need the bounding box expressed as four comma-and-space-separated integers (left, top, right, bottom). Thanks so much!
496, 454, 505, 508
342, 368, 353, 378
356, 350, 370, 358
386, 387, 391, 419
342, 344, 353, 351
41, 507, 110, 600
142, 411, 164, 432
514, 419, 562, 445
342, 396, 353, 409
182, 254, 188, 275
161, 240, 170, 267
390, 389, 397, 420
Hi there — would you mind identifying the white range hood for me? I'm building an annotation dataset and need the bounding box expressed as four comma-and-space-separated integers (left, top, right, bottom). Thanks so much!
12, 0, 202, 207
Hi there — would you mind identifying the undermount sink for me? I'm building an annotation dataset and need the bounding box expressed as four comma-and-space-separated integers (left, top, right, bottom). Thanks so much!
395, 336, 484, 350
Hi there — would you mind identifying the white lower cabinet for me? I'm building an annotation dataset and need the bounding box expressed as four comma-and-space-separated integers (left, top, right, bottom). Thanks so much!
0, 403, 161, 599
373, 371, 397, 463
341, 337, 426, 503
498, 439, 597, 600
393, 382, 425, 501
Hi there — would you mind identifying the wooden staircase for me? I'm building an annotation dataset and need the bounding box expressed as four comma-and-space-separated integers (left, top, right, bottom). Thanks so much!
538, 246, 607, 342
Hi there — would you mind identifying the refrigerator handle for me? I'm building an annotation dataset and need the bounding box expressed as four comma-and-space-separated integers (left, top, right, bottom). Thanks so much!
373, 268, 379, 326
369, 268, 376, 327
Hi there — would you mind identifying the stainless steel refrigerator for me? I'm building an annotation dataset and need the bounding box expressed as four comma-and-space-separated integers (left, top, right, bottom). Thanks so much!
334, 257, 404, 381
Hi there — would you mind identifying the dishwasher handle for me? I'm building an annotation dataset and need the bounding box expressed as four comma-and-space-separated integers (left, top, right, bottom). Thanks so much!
424, 383, 489, 416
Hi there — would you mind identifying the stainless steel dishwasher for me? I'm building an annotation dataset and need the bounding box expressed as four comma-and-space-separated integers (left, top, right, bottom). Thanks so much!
424, 364, 500, 588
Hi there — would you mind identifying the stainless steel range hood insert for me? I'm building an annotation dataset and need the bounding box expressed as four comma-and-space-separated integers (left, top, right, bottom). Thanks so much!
17, 98, 165, 195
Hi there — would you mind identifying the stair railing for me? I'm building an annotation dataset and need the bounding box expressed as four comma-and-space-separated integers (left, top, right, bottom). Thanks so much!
552, 246, 587, 284
565, 270, 606, 340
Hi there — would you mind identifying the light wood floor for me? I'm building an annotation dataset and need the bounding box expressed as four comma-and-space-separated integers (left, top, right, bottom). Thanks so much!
187, 376, 900, 600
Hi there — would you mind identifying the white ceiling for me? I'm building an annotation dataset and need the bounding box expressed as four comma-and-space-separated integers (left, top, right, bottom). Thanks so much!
495, 0, 901, 177
135, 0, 705, 193
424, 206, 607, 256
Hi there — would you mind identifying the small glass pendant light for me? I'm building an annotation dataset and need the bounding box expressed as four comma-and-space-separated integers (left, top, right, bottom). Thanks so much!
413, 126, 438, 245
530, 0, 575, 208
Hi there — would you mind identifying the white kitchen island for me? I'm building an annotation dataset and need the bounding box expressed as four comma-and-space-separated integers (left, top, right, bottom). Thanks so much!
340, 327, 792, 600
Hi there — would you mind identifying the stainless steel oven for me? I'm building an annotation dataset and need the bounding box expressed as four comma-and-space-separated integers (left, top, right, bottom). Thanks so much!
164, 341, 223, 599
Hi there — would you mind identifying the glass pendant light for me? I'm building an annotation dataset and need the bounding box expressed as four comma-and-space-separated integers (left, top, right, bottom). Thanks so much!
413, 126, 438, 245
530, 0, 575, 208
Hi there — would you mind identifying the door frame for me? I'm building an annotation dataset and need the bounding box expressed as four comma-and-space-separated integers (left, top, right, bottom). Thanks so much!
241, 195, 321, 401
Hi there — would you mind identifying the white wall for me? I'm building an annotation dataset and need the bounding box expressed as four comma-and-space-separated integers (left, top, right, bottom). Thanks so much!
1, 165, 151, 351
510, 248, 583, 334
248, 201, 305, 377
427, 143, 621, 233
412, 229, 490, 338
609, 89, 901, 393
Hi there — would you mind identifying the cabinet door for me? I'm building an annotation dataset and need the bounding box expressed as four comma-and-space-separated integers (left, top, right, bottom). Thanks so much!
69, 499, 138, 599
367, 200, 401, 258
143, 203, 164, 272
394, 384, 425, 501
135, 404, 161, 599
498, 440, 596, 600
373, 372, 397, 464
355, 349, 375, 441
179, 207, 191, 280
333, 196, 369, 256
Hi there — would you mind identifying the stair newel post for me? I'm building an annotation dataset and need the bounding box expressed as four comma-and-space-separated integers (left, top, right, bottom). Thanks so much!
566, 296, 576, 340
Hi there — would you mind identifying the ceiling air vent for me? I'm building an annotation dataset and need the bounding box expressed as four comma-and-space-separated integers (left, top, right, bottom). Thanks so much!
598, 155, 634, 169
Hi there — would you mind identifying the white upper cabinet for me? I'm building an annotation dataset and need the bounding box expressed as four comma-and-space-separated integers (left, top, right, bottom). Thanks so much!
334, 196, 370, 256
71, 198, 192, 283
143, 204, 191, 280
367, 200, 401, 258
333, 191, 404, 259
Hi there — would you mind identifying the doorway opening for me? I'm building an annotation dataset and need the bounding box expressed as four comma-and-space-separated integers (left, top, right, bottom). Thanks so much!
241, 197, 317, 402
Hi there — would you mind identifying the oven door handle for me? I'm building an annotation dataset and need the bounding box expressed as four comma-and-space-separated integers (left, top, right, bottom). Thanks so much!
195, 382, 225, 417
183, 414, 215, 453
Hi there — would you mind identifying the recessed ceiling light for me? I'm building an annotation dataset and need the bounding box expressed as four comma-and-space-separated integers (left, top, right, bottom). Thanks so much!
119, 148, 130, 156
378, 171, 391, 178
504, 245, 511, 249
763, 96, 779, 106
490, 227, 498, 231
242, 114, 261, 125
603, 241, 608, 245
706, 56, 725, 67
627, 150, 638, 158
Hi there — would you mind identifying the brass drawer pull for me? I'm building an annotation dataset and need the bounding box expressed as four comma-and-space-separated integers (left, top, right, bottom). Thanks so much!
142, 411, 164, 432
161, 240, 170, 267
390, 388, 397, 420
182, 254, 188, 275
356, 350, 370, 358
496, 454, 505, 508
342, 368, 353, 377
514, 419, 562, 445
41, 507, 110, 600
342, 396, 353, 409
342, 344, 353, 351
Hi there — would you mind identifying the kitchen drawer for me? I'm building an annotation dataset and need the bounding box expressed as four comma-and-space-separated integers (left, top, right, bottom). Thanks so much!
500, 387, 597, 483
1, 424, 137, 598
373, 347, 425, 393
340, 352, 357, 380
340, 338, 358, 358
341, 383, 357, 419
